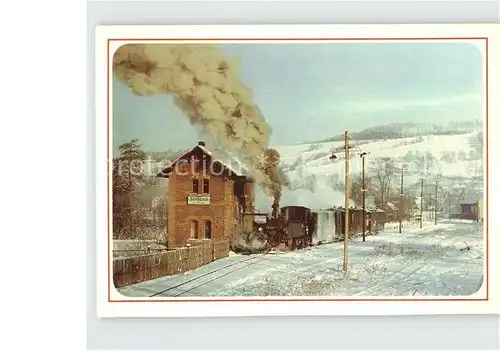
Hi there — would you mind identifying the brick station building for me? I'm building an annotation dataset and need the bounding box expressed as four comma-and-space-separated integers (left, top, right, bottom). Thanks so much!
157, 141, 255, 249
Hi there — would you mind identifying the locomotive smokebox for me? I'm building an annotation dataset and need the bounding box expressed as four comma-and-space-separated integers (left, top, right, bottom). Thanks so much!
271, 202, 279, 219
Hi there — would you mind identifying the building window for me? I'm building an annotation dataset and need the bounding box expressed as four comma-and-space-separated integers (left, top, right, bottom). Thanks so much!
203, 179, 210, 194
204, 220, 212, 239
190, 220, 199, 239
234, 181, 244, 197
192, 179, 199, 193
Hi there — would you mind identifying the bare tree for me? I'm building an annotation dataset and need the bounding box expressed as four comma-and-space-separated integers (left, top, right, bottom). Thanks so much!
424, 151, 435, 177
369, 158, 397, 210
328, 173, 343, 192
386, 192, 417, 219
350, 173, 374, 207
113, 138, 147, 238
468, 132, 483, 160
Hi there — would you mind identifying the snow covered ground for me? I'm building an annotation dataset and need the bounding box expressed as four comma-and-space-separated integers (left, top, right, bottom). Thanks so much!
118, 220, 484, 298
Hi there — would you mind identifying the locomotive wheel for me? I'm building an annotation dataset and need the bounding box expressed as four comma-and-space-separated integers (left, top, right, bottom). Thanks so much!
301, 238, 306, 249
269, 236, 280, 250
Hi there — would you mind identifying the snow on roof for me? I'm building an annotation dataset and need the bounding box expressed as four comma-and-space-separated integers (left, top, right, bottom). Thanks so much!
209, 147, 253, 178
368, 208, 385, 213
386, 202, 398, 211
459, 190, 483, 205
157, 142, 252, 179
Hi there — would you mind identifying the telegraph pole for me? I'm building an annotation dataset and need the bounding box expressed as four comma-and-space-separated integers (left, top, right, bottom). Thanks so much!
361, 153, 366, 241
420, 178, 424, 229
399, 167, 404, 233
448, 192, 451, 221
343, 130, 350, 272
434, 181, 438, 225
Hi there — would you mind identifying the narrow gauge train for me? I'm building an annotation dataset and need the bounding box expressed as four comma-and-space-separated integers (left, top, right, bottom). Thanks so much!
252, 204, 386, 251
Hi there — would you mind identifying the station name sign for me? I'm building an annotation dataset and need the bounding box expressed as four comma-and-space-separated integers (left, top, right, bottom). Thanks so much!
187, 194, 211, 205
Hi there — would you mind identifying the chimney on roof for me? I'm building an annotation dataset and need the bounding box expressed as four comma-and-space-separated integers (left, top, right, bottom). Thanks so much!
198, 141, 206, 147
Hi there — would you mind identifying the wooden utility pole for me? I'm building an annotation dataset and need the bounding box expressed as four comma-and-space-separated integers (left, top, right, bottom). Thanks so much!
420, 178, 424, 229
361, 154, 366, 242
448, 192, 451, 221
343, 130, 350, 272
434, 181, 438, 225
399, 167, 404, 233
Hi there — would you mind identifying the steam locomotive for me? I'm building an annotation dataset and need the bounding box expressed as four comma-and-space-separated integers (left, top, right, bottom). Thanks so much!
261, 204, 316, 250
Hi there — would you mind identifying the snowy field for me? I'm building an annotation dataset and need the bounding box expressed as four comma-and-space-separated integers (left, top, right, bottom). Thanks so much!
118, 220, 484, 298
275, 132, 481, 180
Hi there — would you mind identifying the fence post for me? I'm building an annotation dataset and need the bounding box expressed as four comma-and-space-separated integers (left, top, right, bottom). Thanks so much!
186, 243, 191, 271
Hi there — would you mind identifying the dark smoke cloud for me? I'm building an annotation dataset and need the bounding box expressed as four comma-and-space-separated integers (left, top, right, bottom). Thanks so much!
113, 44, 289, 202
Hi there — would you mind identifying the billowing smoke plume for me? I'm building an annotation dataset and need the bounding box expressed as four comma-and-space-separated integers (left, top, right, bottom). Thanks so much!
255, 182, 355, 212
113, 44, 289, 202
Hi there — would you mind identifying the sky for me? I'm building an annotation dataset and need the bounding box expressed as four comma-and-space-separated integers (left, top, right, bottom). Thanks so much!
112, 42, 483, 152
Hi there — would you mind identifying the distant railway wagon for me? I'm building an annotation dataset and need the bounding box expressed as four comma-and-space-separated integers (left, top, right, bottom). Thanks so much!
329, 207, 385, 239
332, 207, 363, 237
478, 199, 483, 222
370, 208, 386, 232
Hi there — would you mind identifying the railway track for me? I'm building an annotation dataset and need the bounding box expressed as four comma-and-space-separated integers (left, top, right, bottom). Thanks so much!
149, 254, 271, 297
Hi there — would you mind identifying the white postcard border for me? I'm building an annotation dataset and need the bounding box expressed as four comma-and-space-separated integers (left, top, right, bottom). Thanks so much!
95, 24, 500, 318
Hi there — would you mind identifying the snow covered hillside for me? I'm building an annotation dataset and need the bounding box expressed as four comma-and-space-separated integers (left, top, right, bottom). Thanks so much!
272, 132, 483, 204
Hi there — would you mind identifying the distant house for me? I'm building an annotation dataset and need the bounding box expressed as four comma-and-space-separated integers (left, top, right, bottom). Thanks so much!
478, 196, 484, 222
457, 191, 483, 221
386, 202, 397, 212
449, 202, 462, 218
380, 201, 397, 222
